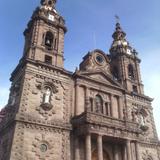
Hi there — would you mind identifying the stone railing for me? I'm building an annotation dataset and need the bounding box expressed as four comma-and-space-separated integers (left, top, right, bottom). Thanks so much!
72, 111, 140, 134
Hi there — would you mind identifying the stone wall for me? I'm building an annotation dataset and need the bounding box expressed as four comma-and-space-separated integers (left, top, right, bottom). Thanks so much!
9, 122, 71, 160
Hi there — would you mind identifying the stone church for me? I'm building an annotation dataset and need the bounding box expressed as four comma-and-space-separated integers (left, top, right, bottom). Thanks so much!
0, 0, 160, 160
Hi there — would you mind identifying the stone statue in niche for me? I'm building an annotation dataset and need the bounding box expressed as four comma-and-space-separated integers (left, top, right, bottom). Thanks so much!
43, 87, 51, 104
131, 110, 136, 122
40, 86, 53, 111
138, 110, 149, 132
140, 113, 145, 126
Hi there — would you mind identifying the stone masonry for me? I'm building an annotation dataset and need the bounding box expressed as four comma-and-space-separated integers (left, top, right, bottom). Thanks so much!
0, 0, 159, 160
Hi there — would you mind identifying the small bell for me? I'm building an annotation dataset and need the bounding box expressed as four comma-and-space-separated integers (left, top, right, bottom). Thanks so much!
46, 39, 51, 45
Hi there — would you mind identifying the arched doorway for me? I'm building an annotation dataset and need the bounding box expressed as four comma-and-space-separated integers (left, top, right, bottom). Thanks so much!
92, 149, 110, 160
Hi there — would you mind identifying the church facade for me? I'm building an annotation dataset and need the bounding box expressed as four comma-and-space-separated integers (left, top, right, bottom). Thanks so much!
0, 0, 160, 160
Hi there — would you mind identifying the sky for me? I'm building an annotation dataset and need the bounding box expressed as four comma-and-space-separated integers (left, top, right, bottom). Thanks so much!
0, 0, 160, 137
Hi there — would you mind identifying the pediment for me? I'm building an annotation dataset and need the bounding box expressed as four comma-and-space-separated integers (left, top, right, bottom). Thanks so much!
78, 71, 122, 88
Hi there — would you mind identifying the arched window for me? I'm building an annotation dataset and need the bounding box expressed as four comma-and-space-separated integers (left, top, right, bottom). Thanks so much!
128, 64, 134, 79
112, 66, 119, 80
45, 31, 54, 50
132, 85, 138, 93
105, 102, 111, 116
89, 98, 93, 112
95, 95, 103, 113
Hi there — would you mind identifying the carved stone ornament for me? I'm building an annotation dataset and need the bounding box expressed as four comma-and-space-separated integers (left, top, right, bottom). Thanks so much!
40, 103, 53, 111
142, 150, 153, 160
136, 108, 149, 132
40, 0, 57, 12
36, 82, 58, 119
36, 102, 55, 120
140, 125, 149, 132
32, 134, 54, 160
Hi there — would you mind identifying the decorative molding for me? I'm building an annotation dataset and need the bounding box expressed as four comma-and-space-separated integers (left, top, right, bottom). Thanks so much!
32, 134, 55, 159
142, 150, 153, 160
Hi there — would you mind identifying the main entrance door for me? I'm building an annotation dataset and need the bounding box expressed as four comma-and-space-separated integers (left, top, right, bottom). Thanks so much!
92, 150, 110, 160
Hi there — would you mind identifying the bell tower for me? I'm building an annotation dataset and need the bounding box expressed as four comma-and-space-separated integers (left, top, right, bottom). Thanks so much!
23, 0, 67, 68
0, 1, 71, 160
110, 22, 144, 94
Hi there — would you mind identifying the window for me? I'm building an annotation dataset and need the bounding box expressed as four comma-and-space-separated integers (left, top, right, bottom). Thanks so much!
95, 95, 103, 113
128, 64, 134, 79
105, 103, 108, 115
132, 85, 138, 93
105, 102, 110, 116
90, 98, 93, 112
113, 66, 119, 80
45, 31, 54, 50
45, 55, 52, 64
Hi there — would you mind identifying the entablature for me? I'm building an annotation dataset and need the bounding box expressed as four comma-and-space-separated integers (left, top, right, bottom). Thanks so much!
74, 76, 124, 96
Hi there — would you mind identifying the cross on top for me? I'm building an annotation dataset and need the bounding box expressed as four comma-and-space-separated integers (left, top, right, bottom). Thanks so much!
115, 15, 120, 23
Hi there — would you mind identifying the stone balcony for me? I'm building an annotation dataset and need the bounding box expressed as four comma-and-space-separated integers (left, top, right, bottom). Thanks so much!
72, 111, 141, 140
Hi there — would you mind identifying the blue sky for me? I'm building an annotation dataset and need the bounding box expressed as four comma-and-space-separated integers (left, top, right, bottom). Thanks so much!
0, 0, 160, 137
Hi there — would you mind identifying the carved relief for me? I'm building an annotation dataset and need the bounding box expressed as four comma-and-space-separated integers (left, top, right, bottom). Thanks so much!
32, 134, 55, 160
142, 150, 153, 160
26, 130, 64, 160
131, 104, 150, 133
0, 2, 159, 159
137, 108, 149, 132
36, 81, 58, 120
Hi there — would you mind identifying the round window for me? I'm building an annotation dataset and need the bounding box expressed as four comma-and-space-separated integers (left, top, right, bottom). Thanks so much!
40, 144, 48, 152
96, 55, 104, 64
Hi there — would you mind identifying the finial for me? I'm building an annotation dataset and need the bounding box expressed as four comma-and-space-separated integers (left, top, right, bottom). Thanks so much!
115, 15, 120, 24
75, 67, 79, 73
40, 0, 57, 10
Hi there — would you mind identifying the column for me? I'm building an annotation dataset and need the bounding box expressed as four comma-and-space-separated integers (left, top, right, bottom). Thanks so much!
118, 96, 123, 119
85, 87, 90, 111
86, 134, 91, 160
114, 145, 119, 160
135, 142, 140, 160
75, 137, 80, 160
97, 135, 103, 160
110, 94, 114, 117
126, 140, 132, 160
122, 143, 127, 160
75, 84, 80, 115
103, 102, 106, 115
